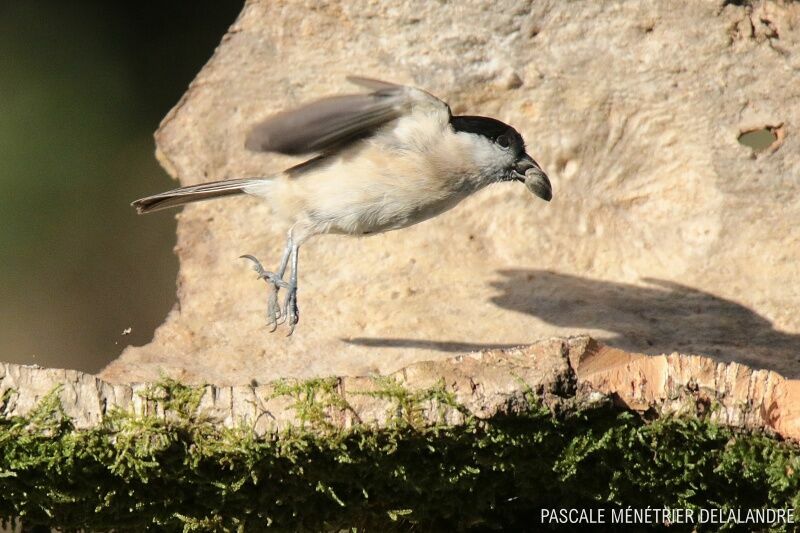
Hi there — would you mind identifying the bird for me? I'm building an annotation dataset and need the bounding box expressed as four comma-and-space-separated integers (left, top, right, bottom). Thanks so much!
132, 76, 552, 335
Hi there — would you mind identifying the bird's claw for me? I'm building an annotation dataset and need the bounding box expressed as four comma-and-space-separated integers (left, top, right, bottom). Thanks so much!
240, 254, 298, 334
240, 254, 267, 277
240, 255, 289, 288
266, 286, 281, 332
283, 285, 299, 336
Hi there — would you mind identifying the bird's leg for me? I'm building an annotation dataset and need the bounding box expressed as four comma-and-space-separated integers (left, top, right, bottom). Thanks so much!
241, 222, 310, 335
240, 231, 293, 332
281, 243, 300, 336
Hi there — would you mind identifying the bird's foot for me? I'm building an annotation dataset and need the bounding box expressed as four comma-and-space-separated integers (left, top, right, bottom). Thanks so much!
240, 254, 292, 332
282, 284, 299, 336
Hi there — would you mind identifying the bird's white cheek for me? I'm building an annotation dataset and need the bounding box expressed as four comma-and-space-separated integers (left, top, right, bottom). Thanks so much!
459, 138, 512, 182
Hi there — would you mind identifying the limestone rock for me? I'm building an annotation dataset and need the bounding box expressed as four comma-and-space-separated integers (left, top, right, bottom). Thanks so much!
100, 0, 800, 385
573, 340, 800, 441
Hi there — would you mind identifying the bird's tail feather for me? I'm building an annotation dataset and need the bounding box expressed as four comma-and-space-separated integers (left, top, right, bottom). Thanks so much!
132, 177, 268, 214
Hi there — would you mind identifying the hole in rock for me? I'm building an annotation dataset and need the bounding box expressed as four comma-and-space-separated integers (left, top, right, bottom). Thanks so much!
737, 127, 778, 152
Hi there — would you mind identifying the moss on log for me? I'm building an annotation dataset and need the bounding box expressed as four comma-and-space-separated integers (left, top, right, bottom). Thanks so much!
0, 377, 798, 531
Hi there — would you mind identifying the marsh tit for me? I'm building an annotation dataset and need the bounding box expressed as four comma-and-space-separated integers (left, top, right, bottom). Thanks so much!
133, 76, 552, 335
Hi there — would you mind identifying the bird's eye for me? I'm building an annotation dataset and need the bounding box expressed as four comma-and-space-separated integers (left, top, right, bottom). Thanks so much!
497, 135, 510, 148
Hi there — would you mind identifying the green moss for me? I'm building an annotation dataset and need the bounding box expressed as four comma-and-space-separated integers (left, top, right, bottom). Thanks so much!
0, 378, 798, 531
271, 377, 351, 430
352, 375, 466, 429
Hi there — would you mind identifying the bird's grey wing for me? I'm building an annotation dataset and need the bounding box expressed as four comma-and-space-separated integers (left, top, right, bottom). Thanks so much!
245, 79, 448, 156
344, 76, 403, 92
245, 90, 405, 155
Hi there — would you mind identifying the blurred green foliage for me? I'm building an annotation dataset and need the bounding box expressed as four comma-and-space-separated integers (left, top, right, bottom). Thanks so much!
0, 1, 243, 372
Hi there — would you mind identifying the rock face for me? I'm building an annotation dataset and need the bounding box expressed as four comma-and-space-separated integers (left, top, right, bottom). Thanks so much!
101, 0, 800, 385
574, 341, 800, 443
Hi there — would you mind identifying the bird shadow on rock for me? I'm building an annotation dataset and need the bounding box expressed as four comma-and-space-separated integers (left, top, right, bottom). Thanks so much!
343, 337, 525, 353
346, 269, 800, 378
487, 269, 800, 378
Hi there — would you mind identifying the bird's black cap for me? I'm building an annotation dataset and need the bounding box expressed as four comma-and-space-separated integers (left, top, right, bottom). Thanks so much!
450, 115, 525, 154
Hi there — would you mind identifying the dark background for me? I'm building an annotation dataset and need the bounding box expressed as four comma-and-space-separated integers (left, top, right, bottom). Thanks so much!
0, 1, 243, 372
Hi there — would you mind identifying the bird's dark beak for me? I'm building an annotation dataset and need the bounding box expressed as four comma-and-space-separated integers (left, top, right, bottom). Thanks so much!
511, 154, 552, 202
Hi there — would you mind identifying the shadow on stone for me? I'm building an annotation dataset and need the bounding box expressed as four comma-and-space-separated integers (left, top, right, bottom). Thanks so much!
348, 269, 800, 378
344, 338, 524, 353
488, 269, 800, 377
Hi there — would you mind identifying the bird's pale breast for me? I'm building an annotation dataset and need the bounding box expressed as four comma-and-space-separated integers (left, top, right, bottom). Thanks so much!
264, 113, 480, 237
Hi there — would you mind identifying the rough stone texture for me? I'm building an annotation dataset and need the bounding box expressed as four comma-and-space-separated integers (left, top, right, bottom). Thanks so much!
100, 0, 800, 385
2, 338, 582, 436
4, 337, 800, 441
573, 340, 800, 442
